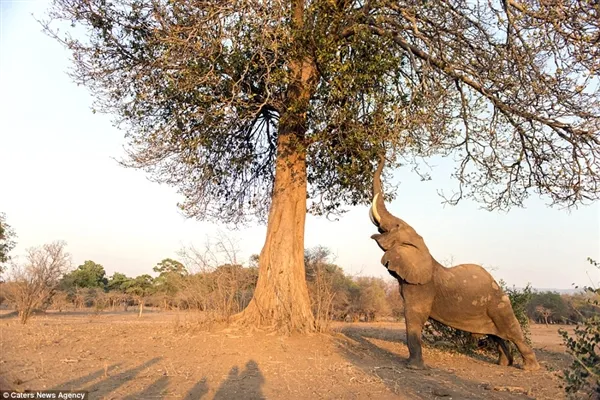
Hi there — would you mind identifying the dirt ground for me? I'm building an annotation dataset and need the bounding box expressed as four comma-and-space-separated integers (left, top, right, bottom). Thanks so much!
0, 310, 574, 399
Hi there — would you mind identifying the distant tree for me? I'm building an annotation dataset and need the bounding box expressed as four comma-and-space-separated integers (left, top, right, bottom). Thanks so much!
106, 272, 130, 292
105, 272, 133, 310
153, 258, 187, 309
2, 241, 71, 324
153, 258, 187, 277
385, 280, 404, 321
0, 213, 17, 276
355, 277, 390, 322
46, 0, 600, 333
535, 305, 553, 327
528, 291, 569, 324
123, 274, 155, 317
61, 260, 108, 291
249, 254, 260, 269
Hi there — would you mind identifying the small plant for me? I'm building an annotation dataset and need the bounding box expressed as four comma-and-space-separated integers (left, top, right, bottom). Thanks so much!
559, 258, 600, 398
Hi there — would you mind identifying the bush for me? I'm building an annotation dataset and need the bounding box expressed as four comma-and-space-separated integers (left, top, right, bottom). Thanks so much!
501, 281, 533, 344
559, 257, 600, 398
423, 319, 478, 353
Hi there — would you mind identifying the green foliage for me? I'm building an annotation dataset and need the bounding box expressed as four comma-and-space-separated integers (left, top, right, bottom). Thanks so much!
560, 317, 600, 397
106, 272, 131, 292
153, 258, 187, 277
0, 213, 17, 274
123, 274, 155, 298
527, 291, 570, 324
559, 258, 600, 397
45, 0, 600, 224
500, 281, 533, 344
61, 260, 108, 291
153, 258, 187, 297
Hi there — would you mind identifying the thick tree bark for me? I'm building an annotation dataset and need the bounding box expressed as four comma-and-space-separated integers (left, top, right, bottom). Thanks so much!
234, 128, 315, 332
235, 4, 317, 330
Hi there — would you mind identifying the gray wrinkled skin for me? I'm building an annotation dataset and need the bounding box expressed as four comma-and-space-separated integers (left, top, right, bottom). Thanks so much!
370, 156, 539, 371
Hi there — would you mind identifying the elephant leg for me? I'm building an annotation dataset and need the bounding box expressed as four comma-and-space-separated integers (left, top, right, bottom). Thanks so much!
489, 335, 513, 366
401, 283, 434, 369
491, 307, 539, 371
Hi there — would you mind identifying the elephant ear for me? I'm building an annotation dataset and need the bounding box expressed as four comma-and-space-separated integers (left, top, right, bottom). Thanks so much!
381, 247, 434, 285
372, 233, 433, 285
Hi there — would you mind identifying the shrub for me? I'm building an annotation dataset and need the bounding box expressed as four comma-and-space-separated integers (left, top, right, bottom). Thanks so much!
1, 242, 71, 323
559, 258, 600, 398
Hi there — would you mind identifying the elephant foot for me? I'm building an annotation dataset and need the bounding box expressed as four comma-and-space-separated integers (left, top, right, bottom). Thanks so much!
522, 360, 540, 371
406, 359, 426, 370
498, 354, 513, 367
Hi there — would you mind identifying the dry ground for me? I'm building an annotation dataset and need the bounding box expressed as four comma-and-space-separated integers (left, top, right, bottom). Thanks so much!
0, 310, 573, 399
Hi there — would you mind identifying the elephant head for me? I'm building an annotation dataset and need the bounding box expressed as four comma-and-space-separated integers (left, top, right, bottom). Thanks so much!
369, 155, 434, 285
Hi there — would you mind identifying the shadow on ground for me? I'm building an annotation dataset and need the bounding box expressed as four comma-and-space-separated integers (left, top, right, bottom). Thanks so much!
336, 325, 539, 399
50, 358, 265, 399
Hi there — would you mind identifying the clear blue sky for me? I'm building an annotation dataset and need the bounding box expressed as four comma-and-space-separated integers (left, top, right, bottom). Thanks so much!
1, 0, 599, 289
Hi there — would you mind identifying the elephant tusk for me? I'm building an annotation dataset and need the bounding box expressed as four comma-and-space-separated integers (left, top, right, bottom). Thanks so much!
371, 193, 381, 225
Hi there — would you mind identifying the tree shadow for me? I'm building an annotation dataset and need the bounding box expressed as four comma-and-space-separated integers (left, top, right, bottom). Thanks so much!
51, 363, 122, 390
184, 377, 209, 399
54, 357, 162, 397
336, 326, 534, 399
123, 375, 170, 399
214, 360, 265, 400
48, 358, 265, 399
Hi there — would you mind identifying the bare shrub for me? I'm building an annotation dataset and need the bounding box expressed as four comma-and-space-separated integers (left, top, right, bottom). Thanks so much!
385, 280, 404, 321
1, 241, 71, 324
176, 232, 258, 322
305, 246, 351, 332
50, 291, 70, 312
354, 277, 390, 322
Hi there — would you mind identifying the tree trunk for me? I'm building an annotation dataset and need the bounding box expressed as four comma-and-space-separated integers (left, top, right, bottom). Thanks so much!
233, 0, 317, 333
138, 299, 144, 317
234, 130, 314, 332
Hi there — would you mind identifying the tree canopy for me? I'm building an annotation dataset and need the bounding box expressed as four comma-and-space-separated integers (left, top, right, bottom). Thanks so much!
61, 260, 108, 289
153, 258, 187, 277
45, 0, 600, 220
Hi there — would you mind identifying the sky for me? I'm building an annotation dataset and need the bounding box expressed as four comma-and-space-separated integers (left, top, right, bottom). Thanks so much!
1, 0, 599, 289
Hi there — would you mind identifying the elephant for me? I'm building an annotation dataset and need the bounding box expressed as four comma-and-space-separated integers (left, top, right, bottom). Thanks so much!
368, 155, 540, 371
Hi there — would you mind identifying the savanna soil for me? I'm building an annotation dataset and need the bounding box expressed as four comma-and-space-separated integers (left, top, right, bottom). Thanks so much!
0, 310, 573, 399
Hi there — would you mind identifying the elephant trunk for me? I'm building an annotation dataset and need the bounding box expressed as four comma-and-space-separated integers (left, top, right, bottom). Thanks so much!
370, 154, 401, 232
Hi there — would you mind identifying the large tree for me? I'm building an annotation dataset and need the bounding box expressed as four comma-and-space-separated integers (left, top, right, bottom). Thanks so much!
45, 1, 599, 332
